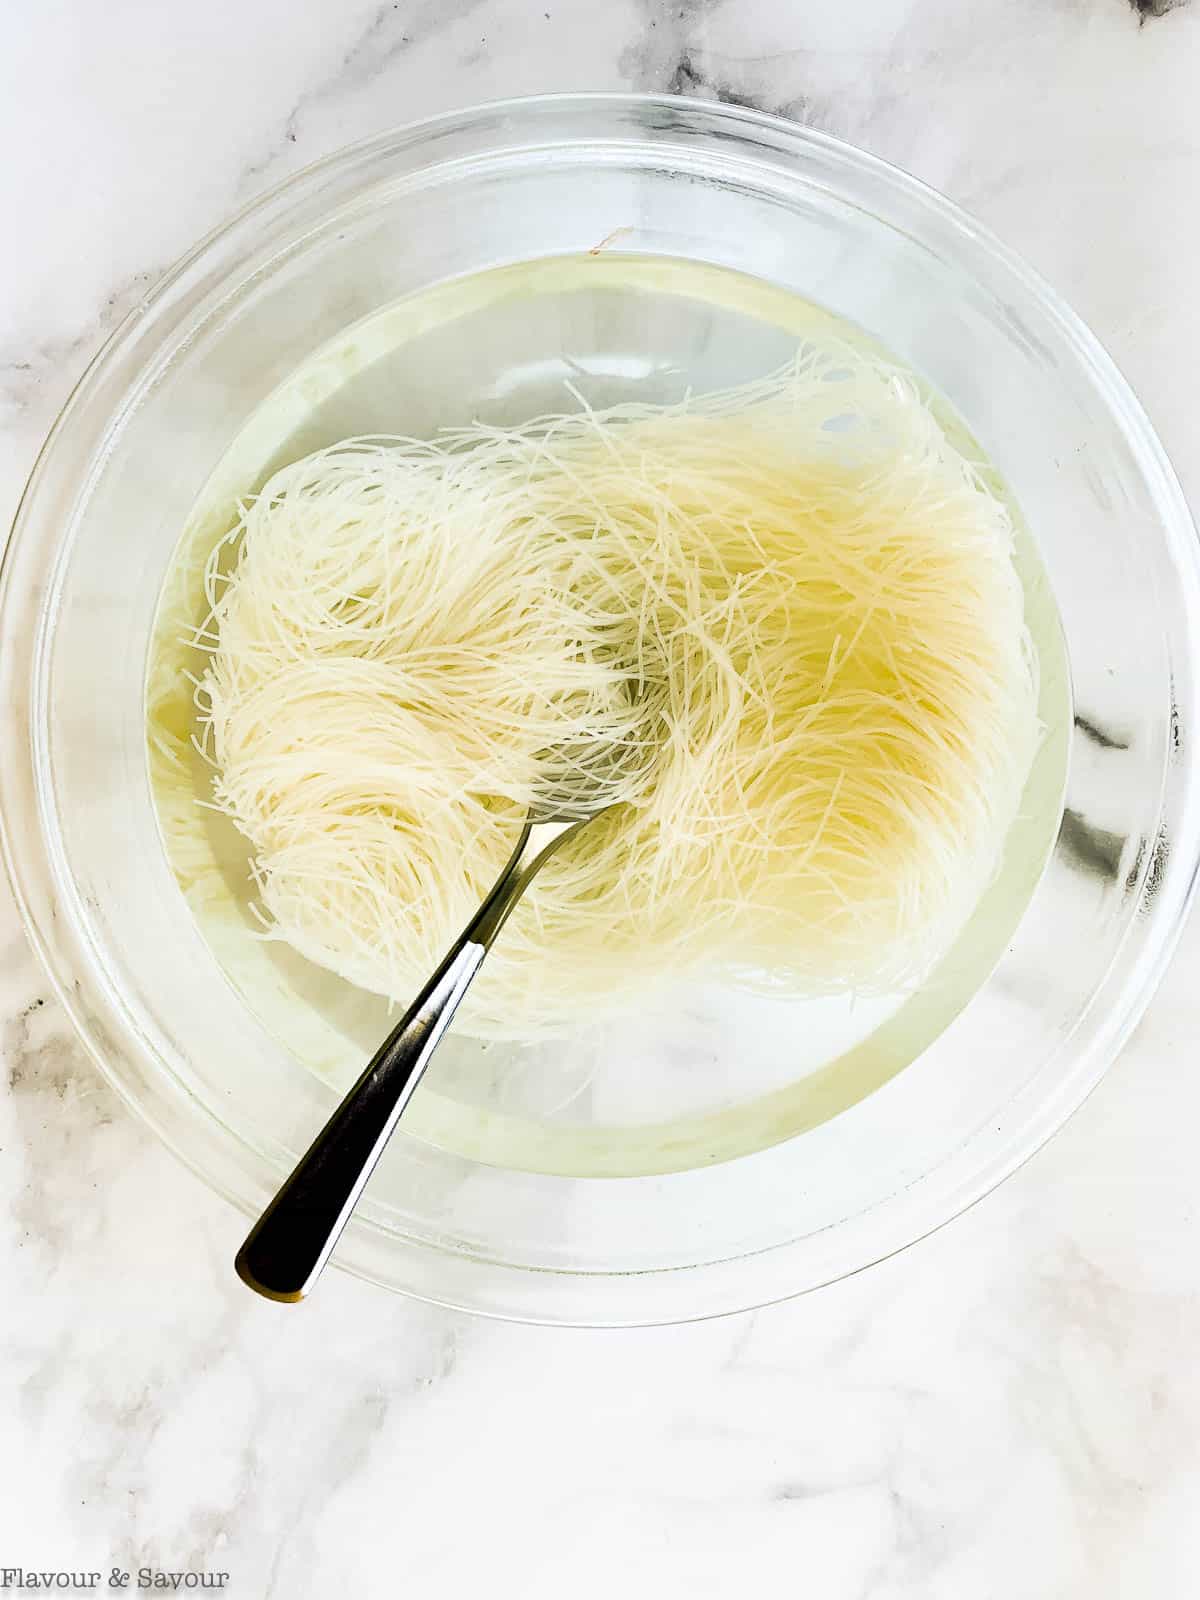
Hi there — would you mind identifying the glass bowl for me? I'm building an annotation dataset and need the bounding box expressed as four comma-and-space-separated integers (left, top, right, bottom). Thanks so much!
2, 94, 1198, 1326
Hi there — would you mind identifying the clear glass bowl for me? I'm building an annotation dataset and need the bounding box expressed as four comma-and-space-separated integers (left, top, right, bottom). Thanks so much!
2, 94, 1198, 1326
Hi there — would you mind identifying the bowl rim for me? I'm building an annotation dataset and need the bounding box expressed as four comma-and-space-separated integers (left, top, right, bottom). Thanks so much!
3, 91, 1199, 1326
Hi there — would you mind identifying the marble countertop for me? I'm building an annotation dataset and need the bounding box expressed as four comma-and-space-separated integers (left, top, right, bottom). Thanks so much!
4, 2, 1200, 1594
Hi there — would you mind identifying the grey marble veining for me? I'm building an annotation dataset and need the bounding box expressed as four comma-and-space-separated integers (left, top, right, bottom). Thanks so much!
4, 1, 1200, 1595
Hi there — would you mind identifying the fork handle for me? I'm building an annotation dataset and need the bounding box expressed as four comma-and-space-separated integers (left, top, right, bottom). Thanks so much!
234, 933, 487, 1302
233, 822, 556, 1303
235, 815, 589, 1302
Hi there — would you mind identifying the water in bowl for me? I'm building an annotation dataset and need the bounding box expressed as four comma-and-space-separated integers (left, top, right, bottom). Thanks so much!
147, 254, 1069, 1178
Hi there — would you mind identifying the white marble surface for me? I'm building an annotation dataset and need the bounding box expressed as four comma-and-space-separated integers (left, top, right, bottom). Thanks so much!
4, 1, 1200, 1593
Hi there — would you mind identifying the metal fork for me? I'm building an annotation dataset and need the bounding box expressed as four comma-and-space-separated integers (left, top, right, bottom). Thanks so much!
234, 808, 601, 1303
